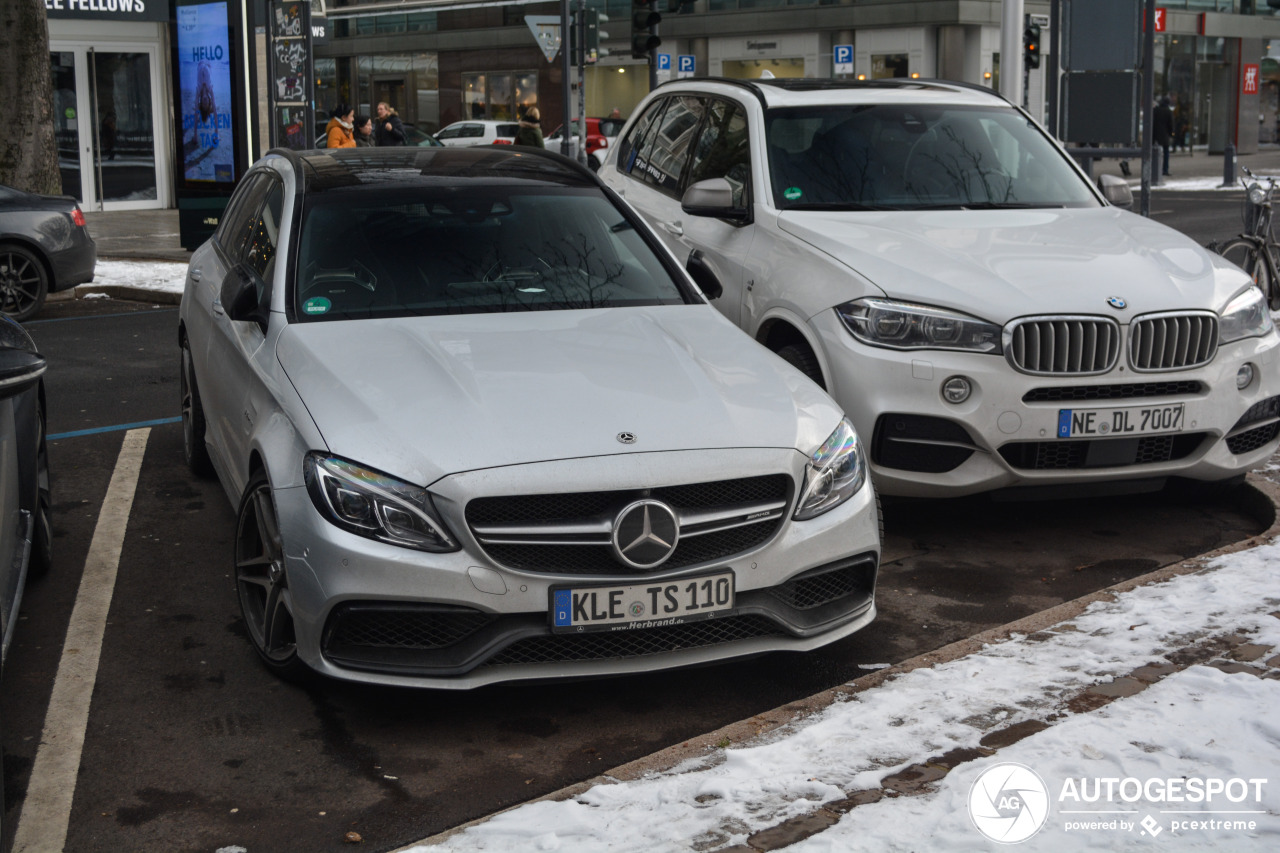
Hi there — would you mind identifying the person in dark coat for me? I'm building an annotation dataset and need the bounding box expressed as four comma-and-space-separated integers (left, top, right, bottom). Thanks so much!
1153, 96, 1175, 176
514, 107, 545, 149
375, 102, 406, 146
353, 114, 375, 147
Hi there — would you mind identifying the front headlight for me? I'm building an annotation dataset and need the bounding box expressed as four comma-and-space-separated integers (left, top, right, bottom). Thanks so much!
836, 298, 1003, 353
1219, 287, 1274, 344
304, 454, 458, 552
795, 418, 867, 520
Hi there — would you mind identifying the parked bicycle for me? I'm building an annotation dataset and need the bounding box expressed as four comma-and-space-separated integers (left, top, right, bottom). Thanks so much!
1211, 166, 1280, 310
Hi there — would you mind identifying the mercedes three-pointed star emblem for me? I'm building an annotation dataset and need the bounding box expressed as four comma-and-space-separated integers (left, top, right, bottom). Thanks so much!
611, 499, 680, 569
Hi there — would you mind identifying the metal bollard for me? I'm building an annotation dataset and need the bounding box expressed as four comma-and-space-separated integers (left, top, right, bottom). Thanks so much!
1222, 143, 1236, 188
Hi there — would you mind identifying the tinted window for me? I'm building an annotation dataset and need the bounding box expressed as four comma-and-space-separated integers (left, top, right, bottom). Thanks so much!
686, 99, 751, 208
616, 98, 666, 178
244, 182, 284, 283
294, 186, 690, 320
496, 124, 519, 137
765, 104, 1100, 210
641, 96, 704, 195
462, 124, 485, 138
436, 125, 464, 140
217, 174, 271, 261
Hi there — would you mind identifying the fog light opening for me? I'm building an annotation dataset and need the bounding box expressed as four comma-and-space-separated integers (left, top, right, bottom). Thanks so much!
1237, 363, 1256, 390
942, 376, 972, 404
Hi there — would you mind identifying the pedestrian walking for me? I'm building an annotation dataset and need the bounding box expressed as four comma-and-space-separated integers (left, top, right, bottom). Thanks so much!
326, 104, 356, 149
354, 114, 375, 147
1154, 96, 1174, 176
375, 102, 406, 146
514, 106, 544, 149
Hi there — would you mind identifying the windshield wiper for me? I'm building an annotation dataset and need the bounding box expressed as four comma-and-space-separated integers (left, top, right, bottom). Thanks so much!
782, 202, 904, 211
958, 202, 1064, 210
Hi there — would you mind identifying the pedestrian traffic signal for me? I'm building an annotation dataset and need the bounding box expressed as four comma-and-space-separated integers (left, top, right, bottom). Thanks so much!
1023, 23, 1041, 70
631, 1, 661, 60
587, 9, 609, 63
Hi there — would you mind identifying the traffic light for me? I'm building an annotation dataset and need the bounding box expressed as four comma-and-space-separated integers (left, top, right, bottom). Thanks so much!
586, 9, 609, 64
631, 0, 661, 60
1023, 22, 1041, 70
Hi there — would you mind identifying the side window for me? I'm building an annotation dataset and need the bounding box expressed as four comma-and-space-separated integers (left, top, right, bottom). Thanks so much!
213, 174, 261, 253
244, 181, 284, 285
463, 124, 485, 138
686, 99, 751, 208
217, 174, 271, 263
437, 125, 461, 140
643, 96, 705, 197
616, 97, 667, 178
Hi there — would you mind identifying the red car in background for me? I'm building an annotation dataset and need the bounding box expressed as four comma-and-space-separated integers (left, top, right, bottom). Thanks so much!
546, 117, 626, 171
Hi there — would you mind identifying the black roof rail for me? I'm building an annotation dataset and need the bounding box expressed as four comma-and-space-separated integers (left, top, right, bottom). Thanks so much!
654, 76, 768, 109
655, 76, 1011, 108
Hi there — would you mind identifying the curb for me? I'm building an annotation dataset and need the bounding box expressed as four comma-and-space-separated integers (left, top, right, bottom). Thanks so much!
402, 472, 1280, 851
50, 284, 183, 306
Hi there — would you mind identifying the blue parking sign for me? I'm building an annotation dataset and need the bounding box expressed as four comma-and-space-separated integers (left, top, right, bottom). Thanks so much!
834, 43, 853, 74
678, 54, 696, 75
657, 53, 671, 71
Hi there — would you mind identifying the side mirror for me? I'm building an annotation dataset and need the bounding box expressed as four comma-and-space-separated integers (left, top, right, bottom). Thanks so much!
1098, 174, 1133, 209
685, 249, 724, 300
0, 348, 47, 399
220, 266, 266, 331
681, 177, 749, 221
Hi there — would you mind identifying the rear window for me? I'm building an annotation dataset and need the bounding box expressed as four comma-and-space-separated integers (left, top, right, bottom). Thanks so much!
294, 186, 692, 320
496, 124, 520, 138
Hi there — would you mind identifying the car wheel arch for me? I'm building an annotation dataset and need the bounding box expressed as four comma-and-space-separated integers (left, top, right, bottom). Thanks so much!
0, 237, 55, 288
756, 316, 828, 389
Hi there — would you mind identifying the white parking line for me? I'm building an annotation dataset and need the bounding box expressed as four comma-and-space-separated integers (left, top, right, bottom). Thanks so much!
11, 428, 150, 853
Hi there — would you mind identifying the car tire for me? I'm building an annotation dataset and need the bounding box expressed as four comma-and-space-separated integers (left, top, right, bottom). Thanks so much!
180, 342, 214, 478
31, 393, 52, 576
0, 242, 49, 322
234, 472, 313, 683
776, 343, 825, 389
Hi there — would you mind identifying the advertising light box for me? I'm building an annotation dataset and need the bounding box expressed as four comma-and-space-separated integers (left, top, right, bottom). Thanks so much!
176, 1, 235, 183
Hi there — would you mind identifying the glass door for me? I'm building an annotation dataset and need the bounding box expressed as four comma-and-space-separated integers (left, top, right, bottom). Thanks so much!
48, 44, 168, 210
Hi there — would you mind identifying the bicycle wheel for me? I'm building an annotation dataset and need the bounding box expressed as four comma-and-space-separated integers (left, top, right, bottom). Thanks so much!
1216, 238, 1271, 303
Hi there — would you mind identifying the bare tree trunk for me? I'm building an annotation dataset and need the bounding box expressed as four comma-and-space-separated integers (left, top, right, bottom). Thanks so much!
0, 0, 59, 194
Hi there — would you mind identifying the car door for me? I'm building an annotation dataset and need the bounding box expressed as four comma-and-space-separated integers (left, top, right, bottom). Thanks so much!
675, 97, 757, 327
610, 95, 703, 255
202, 174, 284, 487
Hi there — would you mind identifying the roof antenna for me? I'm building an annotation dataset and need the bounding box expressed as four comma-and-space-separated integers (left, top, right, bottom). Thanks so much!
759, 69, 775, 79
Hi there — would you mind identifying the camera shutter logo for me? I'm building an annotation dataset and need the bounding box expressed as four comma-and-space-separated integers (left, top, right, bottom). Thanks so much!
968, 763, 1050, 844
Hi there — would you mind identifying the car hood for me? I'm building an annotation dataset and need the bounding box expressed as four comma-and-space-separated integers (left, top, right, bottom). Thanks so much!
776, 207, 1248, 322
276, 306, 838, 487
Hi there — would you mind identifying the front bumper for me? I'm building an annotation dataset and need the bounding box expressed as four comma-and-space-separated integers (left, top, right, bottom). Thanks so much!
272, 447, 880, 688
812, 311, 1280, 498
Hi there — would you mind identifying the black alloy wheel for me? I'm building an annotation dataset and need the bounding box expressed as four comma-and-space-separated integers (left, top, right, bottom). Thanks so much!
234, 473, 311, 682
180, 342, 214, 477
0, 243, 49, 322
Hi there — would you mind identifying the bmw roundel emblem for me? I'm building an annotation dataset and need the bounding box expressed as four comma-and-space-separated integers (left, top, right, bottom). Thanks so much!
1106, 296, 1127, 309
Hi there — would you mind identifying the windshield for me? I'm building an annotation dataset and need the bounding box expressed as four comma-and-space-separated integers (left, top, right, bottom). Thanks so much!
766, 104, 1100, 211
294, 186, 691, 320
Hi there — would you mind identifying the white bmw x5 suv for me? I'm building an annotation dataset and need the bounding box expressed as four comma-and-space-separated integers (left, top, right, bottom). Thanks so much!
601, 78, 1280, 498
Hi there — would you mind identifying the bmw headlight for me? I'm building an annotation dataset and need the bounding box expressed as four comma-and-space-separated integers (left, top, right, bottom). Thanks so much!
795, 418, 867, 520
304, 454, 458, 552
1219, 287, 1274, 344
836, 298, 1003, 352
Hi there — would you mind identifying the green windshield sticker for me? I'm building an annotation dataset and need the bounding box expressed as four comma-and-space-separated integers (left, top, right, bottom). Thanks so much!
784, 186, 803, 201
303, 297, 331, 315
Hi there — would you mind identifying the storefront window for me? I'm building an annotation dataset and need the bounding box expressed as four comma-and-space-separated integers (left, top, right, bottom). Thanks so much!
872, 54, 909, 79
462, 72, 537, 121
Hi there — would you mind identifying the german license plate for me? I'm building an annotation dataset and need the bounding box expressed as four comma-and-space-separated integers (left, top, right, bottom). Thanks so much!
1057, 403, 1185, 438
550, 571, 735, 633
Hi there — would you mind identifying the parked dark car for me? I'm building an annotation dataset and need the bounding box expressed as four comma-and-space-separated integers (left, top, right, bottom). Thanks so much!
0, 184, 96, 322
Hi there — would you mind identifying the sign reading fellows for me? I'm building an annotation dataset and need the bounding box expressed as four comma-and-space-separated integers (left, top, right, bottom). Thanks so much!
45, 0, 169, 22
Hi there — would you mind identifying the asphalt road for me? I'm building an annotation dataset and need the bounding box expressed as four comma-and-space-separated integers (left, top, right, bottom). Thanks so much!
0, 194, 1272, 852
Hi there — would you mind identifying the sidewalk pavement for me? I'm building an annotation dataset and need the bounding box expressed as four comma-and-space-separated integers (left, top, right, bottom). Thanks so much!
400, 470, 1280, 852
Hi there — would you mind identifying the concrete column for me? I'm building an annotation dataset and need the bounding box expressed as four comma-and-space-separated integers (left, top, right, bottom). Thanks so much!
937, 25, 966, 82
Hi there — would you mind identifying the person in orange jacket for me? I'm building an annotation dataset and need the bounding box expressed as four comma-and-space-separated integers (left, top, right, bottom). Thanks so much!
325, 104, 356, 149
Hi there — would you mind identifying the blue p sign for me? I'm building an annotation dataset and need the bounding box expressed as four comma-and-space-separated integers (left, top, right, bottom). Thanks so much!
834, 45, 852, 65
657, 53, 671, 71
678, 54, 696, 74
